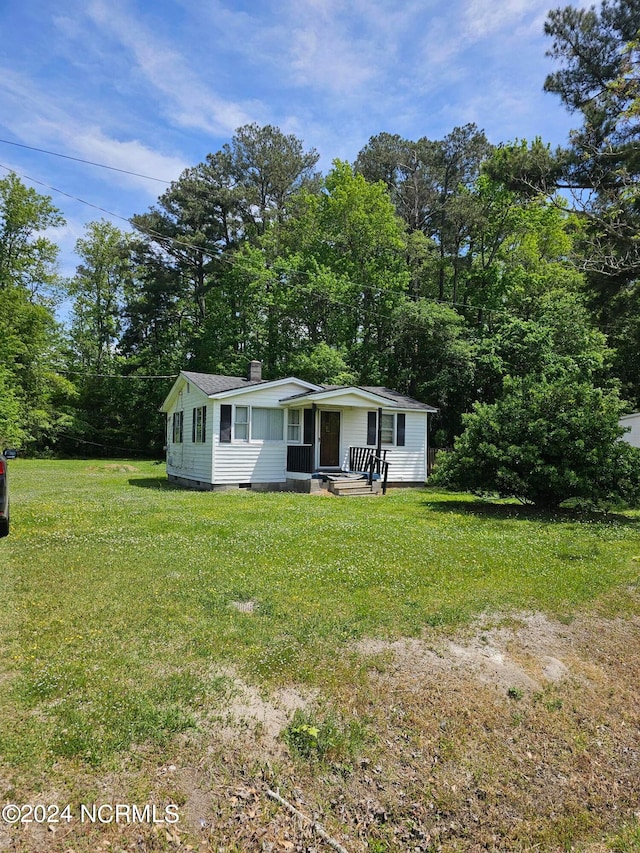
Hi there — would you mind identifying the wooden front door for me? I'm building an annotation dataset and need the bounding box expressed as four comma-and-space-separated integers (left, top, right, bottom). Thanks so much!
319, 411, 340, 467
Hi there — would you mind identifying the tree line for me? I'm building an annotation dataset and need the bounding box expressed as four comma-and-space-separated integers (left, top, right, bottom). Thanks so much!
1, 0, 639, 506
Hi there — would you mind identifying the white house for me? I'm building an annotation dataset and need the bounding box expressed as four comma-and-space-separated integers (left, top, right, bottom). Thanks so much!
160, 361, 437, 493
619, 412, 640, 448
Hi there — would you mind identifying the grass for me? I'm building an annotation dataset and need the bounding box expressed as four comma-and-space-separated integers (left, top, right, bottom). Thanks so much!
1, 458, 639, 850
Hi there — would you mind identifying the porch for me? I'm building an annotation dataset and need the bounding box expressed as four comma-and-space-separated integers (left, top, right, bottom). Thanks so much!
286, 445, 390, 494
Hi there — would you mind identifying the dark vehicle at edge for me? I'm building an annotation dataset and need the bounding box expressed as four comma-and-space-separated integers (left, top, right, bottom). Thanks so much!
0, 448, 17, 537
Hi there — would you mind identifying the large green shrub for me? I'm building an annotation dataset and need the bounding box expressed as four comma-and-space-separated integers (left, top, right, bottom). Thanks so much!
433, 375, 640, 509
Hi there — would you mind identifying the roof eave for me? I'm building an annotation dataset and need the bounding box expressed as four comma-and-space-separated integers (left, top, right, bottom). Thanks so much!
209, 376, 322, 400
280, 385, 437, 411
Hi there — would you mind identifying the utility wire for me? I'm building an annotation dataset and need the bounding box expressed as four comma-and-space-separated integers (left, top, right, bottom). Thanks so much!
0, 138, 172, 184
0, 163, 225, 259
54, 367, 179, 380
0, 162, 487, 322
55, 430, 155, 455
0, 163, 134, 225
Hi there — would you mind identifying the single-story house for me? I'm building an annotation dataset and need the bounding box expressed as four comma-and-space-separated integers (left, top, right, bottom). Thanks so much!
619, 412, 640, 448
160, 361, 437, 493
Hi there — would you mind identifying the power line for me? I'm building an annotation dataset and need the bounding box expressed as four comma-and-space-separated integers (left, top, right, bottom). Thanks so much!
0, 163, 134, 225
0, 138, 172, 184
4, 156, 583, 330
54, 367, 178, 380
0, 163, 224, 261
55, 430, 155, 456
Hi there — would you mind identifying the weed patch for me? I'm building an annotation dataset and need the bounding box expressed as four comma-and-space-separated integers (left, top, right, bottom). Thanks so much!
282, 707, 368, 763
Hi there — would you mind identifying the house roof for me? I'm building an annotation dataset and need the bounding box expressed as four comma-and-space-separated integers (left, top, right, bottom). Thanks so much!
162, 370, 437, 413
281, 384, 438, 412
181, 370, 268, 396
361, 387, 438, 411
160, 370, 323, 411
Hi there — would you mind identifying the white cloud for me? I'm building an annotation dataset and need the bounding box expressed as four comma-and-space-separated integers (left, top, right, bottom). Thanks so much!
287, 24, 378, 95
278, 0, 436, 98
0, 67, 187, 195
71, 130, 186, 189
185, 0, 394, 100
462, 0, 536, 40
85, 0, 261, 136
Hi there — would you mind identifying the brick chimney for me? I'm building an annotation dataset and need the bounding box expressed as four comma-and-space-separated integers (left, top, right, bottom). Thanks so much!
248, 360, 262, 382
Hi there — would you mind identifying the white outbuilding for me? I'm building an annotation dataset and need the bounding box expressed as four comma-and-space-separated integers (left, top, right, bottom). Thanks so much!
619, 412, 640, 448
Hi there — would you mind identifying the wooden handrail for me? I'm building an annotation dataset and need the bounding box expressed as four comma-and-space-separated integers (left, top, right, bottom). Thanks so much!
349, 446, 390, 492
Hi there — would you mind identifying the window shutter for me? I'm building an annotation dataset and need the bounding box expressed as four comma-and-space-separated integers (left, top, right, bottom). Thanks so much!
367, 411, 377, 446
397, 413, 406, 446
303, 409, 314, 444
220, 404, 232, 443
192, 408, 196, 443
202, 406, 206, 443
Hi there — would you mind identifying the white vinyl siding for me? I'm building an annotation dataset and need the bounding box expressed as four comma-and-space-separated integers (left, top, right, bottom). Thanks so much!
213, 382, 310, 484
620, 413, 640, 448
164, 375, 431, 487
166, 383, 213, 482
341, 408, 428, 483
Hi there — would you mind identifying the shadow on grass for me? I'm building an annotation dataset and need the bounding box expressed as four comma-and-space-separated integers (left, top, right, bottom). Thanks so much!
420, 496, 640, 526
127, 477, 182, 490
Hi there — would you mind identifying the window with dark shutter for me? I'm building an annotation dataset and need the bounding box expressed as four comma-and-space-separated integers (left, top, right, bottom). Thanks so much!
220, 404, 232, 443
192, 408, 197, 443
367, 411, 377, 446
397, 413, 406, 446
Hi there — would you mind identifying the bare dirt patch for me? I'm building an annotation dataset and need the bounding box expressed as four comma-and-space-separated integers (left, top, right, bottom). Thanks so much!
229, 599, 257, 614
2, 607, 639, 852
216, 667, 316, 743
354, 610, 585, 694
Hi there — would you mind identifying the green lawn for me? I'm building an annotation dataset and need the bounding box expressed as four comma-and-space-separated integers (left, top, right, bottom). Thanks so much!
1, 458, 639, 780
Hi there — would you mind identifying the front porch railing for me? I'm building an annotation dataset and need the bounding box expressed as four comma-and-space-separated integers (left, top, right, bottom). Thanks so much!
349, 446, 390, 494
286, 444, 314, 474
349, 446, 388, 475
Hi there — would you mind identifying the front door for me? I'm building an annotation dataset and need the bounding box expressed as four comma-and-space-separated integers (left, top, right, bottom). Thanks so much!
319, 411, 341, 467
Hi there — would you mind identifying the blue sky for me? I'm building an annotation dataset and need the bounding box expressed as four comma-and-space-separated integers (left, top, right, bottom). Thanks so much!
0, 0, 587, 283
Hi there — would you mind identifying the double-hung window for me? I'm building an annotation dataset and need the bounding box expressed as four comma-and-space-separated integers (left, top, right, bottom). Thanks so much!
287, 409, 301, 442
220, 405, 285, 443
380, 413, 395, 445
367, 411, 406, 447
192, 406, 207, 443
234, 406, 249, 441
172, 411, 183, 443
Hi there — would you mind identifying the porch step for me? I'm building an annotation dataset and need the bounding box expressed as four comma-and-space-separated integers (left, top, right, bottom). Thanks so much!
327, 477, 379, 497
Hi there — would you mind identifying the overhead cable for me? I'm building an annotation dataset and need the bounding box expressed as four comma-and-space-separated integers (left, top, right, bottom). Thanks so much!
0, 138, 172, 183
